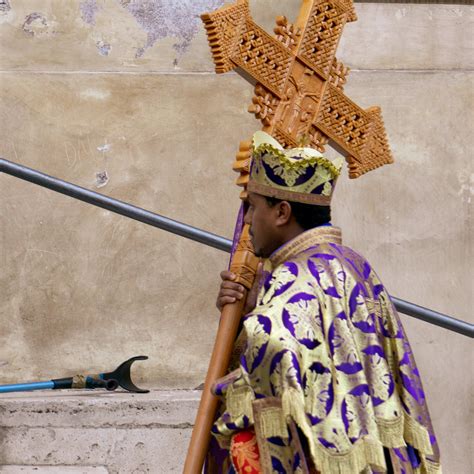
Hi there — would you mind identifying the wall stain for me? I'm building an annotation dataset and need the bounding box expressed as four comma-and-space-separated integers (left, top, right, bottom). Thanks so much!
95, 170, 109, 188
0, 0, 10, 15
79, 0, 226, 58
96, 39, 111, 56
457, 171, 473, 204
80, 0, 100, 26
97, 143, 111, 153
22, 12, 50, 37
118, 0, 226, 57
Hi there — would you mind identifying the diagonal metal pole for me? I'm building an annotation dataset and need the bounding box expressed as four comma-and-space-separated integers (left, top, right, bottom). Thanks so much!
1, 157, 473, 338
390, 297, 473, 337
0, 158, 230, 252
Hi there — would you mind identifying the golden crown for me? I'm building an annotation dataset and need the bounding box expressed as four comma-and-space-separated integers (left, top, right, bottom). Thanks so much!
247, 131, 343, 205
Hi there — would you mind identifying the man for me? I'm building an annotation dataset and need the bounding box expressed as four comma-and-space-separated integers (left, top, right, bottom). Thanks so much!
209, 132, 441, 473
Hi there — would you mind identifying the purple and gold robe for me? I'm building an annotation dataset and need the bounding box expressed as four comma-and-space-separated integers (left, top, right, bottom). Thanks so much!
209, 226, 441, 473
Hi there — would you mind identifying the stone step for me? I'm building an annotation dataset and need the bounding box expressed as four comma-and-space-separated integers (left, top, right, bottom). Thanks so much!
0, 390, 201, 473
0, 468, 108, 473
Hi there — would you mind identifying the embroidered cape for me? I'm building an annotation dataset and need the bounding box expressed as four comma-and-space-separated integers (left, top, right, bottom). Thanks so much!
210, 226, 441, 473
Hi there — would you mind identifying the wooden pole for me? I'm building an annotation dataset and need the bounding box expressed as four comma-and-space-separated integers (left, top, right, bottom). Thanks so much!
183, 225, 258, 473
183, 296, 245, 473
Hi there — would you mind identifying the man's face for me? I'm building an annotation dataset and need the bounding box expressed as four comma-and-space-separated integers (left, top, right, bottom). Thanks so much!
244, 192, 280, 258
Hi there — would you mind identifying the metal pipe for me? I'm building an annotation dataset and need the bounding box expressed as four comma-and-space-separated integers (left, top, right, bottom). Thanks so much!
391, 297, 473, 338
1, 158, 472, 338
0, 158, 230, 253
0, 381, 55, 393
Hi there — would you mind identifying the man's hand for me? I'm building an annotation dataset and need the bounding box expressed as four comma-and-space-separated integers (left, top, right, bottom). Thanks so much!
216, 262, 264, 314
216, 270, 244, 311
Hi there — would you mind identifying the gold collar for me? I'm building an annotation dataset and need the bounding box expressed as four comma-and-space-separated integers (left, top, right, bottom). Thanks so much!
268, 226, 342, 269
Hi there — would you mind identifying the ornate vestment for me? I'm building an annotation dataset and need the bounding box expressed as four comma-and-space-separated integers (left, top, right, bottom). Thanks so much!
210, 226, 441, 473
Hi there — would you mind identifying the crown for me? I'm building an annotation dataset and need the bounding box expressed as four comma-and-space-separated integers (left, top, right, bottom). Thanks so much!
247, 131, 343, 205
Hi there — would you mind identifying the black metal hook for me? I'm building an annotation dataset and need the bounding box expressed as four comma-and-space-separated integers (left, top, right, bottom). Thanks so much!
101, 355, 149, 393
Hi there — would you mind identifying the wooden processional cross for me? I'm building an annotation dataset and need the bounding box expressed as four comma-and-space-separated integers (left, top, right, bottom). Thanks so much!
184, 0, 393, 471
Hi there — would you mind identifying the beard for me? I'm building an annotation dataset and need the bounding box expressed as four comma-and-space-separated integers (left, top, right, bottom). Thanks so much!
250, 235, 263, 258
254, 245, 272, 259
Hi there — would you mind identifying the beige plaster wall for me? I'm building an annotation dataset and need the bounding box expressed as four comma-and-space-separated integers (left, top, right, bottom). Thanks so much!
0, 1, 472, 472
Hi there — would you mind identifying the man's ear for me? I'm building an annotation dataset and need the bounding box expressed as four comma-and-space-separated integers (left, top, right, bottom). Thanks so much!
275, 201, 292, 226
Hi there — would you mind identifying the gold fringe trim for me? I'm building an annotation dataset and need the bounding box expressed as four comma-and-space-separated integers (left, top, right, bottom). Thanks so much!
279, 387, 437, 474
376, 412, 433, 455
219, 384, 441, 473
314, 438, 386, 474
403, 412, 433, 456
420, 457, 442, 474
259, 406, 288, 439
376, 415, 406, 448
281, 387, 386, 473
227, 384, 255, 422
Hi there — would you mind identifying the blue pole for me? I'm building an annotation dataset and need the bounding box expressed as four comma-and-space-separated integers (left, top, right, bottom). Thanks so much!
0, 381, 55, 393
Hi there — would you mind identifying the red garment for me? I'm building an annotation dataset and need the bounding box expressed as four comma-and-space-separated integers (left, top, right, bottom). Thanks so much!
230, 430, 261, 473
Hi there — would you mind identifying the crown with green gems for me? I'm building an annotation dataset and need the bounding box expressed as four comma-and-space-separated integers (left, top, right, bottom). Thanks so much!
247, 131, 344, 205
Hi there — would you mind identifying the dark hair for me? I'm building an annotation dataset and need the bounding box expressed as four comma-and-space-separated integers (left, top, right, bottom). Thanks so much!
265, 196, 331, 230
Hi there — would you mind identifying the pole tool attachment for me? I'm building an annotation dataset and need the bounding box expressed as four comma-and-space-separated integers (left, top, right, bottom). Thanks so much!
101, 355, 149, 393
0, 356, 149, 394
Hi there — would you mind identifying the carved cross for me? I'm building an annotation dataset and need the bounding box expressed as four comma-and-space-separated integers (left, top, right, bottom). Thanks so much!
201, 0, 393, 197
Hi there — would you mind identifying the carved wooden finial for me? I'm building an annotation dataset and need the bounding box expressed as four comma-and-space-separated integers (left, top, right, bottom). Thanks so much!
201, 0, 394, 193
